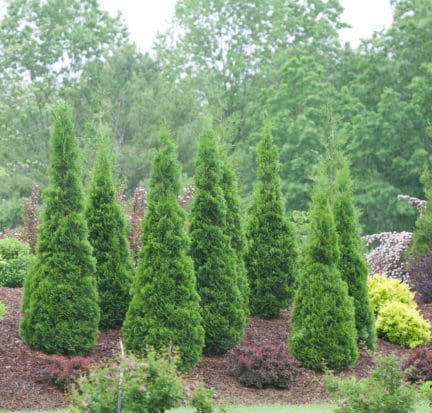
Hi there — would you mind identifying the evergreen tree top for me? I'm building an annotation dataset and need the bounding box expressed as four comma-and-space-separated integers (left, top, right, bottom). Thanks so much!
256, 121, 280, 184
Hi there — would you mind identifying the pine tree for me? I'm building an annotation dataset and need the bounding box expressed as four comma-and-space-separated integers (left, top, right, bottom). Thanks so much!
333, 161, 376, 349
244, 122, 297, 318
219, 142, 250, 317
85, 131, 133, 329
19, 103, 99, 355
289, 171, 358, 371
189, 129, 246, 355
123, 130, 204, 372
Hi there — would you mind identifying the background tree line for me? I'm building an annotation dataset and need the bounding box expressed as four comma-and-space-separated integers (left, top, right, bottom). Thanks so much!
1, 0, 431, 234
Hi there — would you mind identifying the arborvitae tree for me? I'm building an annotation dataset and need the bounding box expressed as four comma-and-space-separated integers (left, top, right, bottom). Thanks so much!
189, 129, 246, 355
333, 161, 376, 349
219, 142, 249, 317
85, 132, 133, 329
123, 130, 204, 372
19, 103, 99, 355
412, 168, 432, 255
244, 122, 297, 319
289, 171, 358, 371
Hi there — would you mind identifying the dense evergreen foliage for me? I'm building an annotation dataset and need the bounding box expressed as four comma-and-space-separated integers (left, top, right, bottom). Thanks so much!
219, 142, 249, 317
244, 123, 297, 319
189, 130, 246, 355
289, 171, 358, 371
85, 133, 133, 329
123, 130, 204, 372
19, 103, 99, 355
333, 161, 376, 349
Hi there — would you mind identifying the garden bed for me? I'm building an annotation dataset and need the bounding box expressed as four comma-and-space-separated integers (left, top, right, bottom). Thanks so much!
1, 287, 429, 410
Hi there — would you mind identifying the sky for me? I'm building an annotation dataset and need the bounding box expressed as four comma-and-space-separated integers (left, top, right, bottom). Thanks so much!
99, 0, 394, 53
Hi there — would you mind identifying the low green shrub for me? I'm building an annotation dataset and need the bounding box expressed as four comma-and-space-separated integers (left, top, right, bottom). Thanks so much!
376, 301, 430, 348
191, 385, 216, 413
0, 238, 32, 287
70, 349, 184, 413
325, 354, 416, 413
367, 274, 415, 314
0, 301, 6, 319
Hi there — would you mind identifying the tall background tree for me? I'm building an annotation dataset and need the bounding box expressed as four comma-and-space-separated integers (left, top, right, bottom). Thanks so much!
245, 122, 297, 318
123, 130, 204, 372
85, 130, 133, 329
19, 103, 99, 355
189, 129, 246, 355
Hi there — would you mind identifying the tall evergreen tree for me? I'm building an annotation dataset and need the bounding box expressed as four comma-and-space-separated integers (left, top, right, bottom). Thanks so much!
123, 130, 204, 372
85, 131, 133, 329
333, 160, 376, 349
189, 129, 246, 355
219, 142, 250, 317
19, 103, 99, 355
244, 122, 297, 319
289, 170, 358, 371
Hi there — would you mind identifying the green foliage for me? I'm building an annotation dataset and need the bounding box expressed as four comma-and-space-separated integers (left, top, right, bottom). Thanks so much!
70, 350, 184, 413
189, 129, 246, 355
0, 238, 32, 287
367, 274, 416, 314
0, 302, 6, 320
325, 354, 416, 413
191, 385, 216, 413
0, 198, 23, 230
219, 140, 249, 317
412, 170, 432, 255
333, 161, 376, 349
376, 301, 430, 348
123, 130, 204, 372
245, 122, 297, 318
289, 171, 358, 371
19, 103, 99, 355
85, 132, 133, 329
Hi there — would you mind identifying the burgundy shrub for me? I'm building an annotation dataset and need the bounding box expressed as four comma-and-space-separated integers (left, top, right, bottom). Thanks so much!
39, 354, 94, 389
407, 248, 432, 304
227, 343, 299, 389
402, 345, 432, 382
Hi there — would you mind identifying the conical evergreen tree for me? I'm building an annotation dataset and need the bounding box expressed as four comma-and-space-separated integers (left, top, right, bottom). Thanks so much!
412, 168, 432, 255
289, 171, 358, 371
85, 131, 133, 329
244, 122, 297, 318
333, 161, 376, 349
189, 129, 246, 355
19, 103, 99, 355
123, 130, 204, 372
219, 142, 249, 317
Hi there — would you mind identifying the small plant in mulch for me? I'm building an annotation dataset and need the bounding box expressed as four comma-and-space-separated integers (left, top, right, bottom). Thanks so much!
402, 345, 432, 383
38, 354, 95, 390
227, 343, 299, 389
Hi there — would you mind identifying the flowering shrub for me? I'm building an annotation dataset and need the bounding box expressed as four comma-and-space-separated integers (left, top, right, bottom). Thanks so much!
402, 345, 432, 382
367, 274, 415, 314
228, 343, 299, 389
407, 249, 432, 304
39, 354, 94, 390
376, 301, 430, 348
363, 232, 413, 282
70, 350, 183, 413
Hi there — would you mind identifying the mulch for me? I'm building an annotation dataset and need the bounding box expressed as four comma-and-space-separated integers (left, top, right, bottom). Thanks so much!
1, 287, 429, 410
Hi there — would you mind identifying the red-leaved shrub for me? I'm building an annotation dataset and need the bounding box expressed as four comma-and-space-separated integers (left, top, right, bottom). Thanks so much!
407, 248, 432, 304
402, 345, 432, 382
39, 354, 94, 389
228, 343, 299, 389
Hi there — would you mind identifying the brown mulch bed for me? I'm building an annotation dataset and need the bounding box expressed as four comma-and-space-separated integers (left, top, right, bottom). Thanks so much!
1, 287, 429, 410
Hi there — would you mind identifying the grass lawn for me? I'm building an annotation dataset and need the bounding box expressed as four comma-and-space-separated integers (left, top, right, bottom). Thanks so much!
1, 402, 431, 413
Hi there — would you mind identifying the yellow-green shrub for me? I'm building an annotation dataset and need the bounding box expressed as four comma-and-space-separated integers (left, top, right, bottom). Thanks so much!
376, 301, 430, 348
367, 274, 415, 313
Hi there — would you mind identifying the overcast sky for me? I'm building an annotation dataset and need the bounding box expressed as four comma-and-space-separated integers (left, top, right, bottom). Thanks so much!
99, 0, 394, 52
